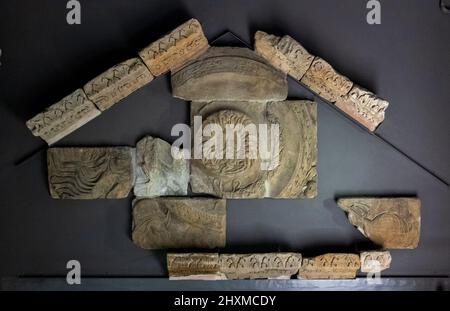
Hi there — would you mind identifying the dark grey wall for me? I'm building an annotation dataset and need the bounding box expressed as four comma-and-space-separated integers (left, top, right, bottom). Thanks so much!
0, 0, 449, 281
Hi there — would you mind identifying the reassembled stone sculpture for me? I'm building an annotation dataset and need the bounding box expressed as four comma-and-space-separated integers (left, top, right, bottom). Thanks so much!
28, 17, 411, 281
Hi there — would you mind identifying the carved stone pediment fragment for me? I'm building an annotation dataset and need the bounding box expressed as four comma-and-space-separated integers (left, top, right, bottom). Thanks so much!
47, 147, 135, 199
190, 101, 267, 198
338, 198, 421, 249
171, 47, 288, 101
266, 100, 317, 198
336, 85, 389, 132
167, 253, 226, 280
134, 136, 189, 198
190, 100, 317, 199
139, 19, 209, 76
132, 198, 226, 250
83, 58, 153, 111
360, 251, 392, 273
26, 89, 101, 145
219, 253, 302, 280
298, 253, 360, 279
301, 57, 353, 103
254, 31, 314, 81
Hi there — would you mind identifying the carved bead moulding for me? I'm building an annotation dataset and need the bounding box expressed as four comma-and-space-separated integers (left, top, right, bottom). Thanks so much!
139, 18, 210, 76
83, 58, 154, 111
298, 253, 361, 280
26, 89, 101, 145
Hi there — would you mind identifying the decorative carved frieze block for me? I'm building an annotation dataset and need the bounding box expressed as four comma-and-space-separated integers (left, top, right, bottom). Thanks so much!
26, 89, 101, 145
338, 198, 421, 249
336, 85, 389, 132
167, 253, 226, 280
171, 47, 288, 101
301, 57, 353, 103
83, 58, 153, 111
360, 251, 392, 273
134, 136, 189, 198
254, 31, 314, 80
47, 147, 135, 199
132, 198, 226, 250
298, 253, 360, 279
139, 19, 209, 76
190, 100, 317, 199
219, 253, 302, 280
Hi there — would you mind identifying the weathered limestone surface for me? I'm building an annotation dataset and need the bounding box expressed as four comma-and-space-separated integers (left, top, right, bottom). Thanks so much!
298, 253, 360, 279
26, 89, 101, 145
167, 253, 226, 280
301, 57, 353, 102
336, 85, 389, 132
338, 198, 421, 249
132, 198, 226, 250
47, 147, 135, 199
134, 136, 189, 198
83, 58, 153, 111
139, 19, 209, 76
171, 47, 288, 101
220, 253, 302, 280
266, 101, 317, 198
360, 251, 392, 273
190, 100, 317, 199
254, 31, 314, 81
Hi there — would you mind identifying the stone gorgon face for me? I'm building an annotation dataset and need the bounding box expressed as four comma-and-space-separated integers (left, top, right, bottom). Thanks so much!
199, 109, 260, 176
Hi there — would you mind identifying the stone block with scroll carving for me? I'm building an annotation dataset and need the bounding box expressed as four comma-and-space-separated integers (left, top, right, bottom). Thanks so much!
26, 89, 101, 145
190, 100, 317, 199
47, 147, 135, 199
132, 198, 226, 250
83, 58, 153, 111
335, 85, 389, 132
360, 251, 392, 273
254, 31, 314, 81
167, 253, 226, 280
338, 198, 421, 249
298, 253, 360, 279
139, 19, 209, 76
134, 136, 189, 198
301, 57, 353, 103
219, 253, 302, 280
171, 47, 288, 101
